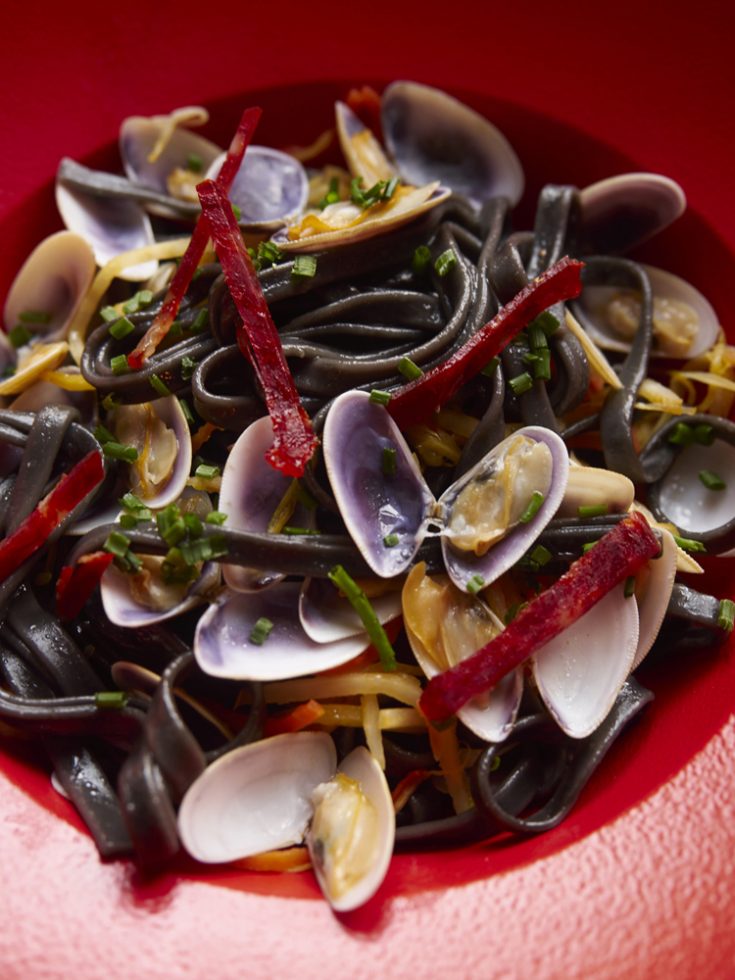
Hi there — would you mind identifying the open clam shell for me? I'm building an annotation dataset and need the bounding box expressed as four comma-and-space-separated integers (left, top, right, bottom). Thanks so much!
307, 746, 394, 912
120, 109, 222, 215
533, 584, 639, 738
335, 101, 397, 186
178, 732, 337, 863
218, 415, 311, 591
632, 528, 678, 670
381, 80, 524, 208
194, 583, 372, 681
572, 264, 719, 359
101, 558, 219, 628
205, 146, 309, 229
324, 392, 569, 590
578, 172, 686, 254
55, 180, 156, 282
3, 231, 96, 343
299, 577, 402, 644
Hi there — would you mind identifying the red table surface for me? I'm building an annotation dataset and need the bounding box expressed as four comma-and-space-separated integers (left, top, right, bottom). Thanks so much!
1, 3, 734, 978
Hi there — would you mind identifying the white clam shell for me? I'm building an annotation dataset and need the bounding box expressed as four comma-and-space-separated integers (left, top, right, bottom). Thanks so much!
194, 583, 372, 681
573, 264, 719, 359
307, 746, 394, 912
335, 101, 396, 186
655, 438, 735, 537
381, 80, 524, 208
100, 558, 219, 628
55, 182, 156, 282
178, 732, 337, 863
218, 415, 307, 591
533, 585, 639, 739
299, 577, 402, 644
3, 231, 95, 342
578, 172, 686, 254
133, 395, 193, 509
632, 528, 678, 670
206, 146, 309, 229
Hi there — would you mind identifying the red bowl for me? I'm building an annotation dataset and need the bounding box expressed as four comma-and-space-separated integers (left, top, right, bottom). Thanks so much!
1, 8, 734, 977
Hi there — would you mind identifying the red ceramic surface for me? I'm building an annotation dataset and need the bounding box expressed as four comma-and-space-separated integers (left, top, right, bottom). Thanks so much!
1, 3, 734, 977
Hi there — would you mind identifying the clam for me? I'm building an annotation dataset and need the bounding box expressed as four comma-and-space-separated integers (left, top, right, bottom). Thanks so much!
194, 582, 373, 681
205, 146, 309, 229
631, 528, 678, 670
55, 179, 157, 282
335, 101, 397, 186
3, 231, 95, 343
556, 461, 635, 519
578, 172, 686, 255
381, 80, 524, 208
299, 576, 401, 644
533, 584, 640, 738
647, 417, 735, 554
572, 264, 719, 359
218, 415, 313, 591
307, 746, 394, 912
402, 562, 522, 742
120, 107, 222, 216
101, 555, 220, 628
111, 396, 192, 508
323, 390, 569, 591
178, 732, 337, 863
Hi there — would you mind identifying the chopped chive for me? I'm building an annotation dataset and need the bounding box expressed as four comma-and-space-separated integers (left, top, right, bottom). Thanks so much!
231, 203, 242, 221
527, 322, 549, 350
121, 290, 151, 315
582, 541, 597, 553
694, 423, 715, 446
103, 442, 139, 463
186, 153, 203, 173
382, 446, 397, 476
149, 373, 172, 398
93, 423, 115, 445
717, 598, 735, 632
108, 316, 135, 340
318, 176, 341, 209
369, 389, 391, 406
291, 255, 318, 279
383, 532, 399, 547
161, 548, 197, 584
398, 357, 423, 381
624, 575, 636, 598
183, 513, 203, 537
191, 308, 209, 332
100, 306, 120, 323
180, 356, 197, 381
178, 397, 195, 426
104, 530, 132, 559
95, 691, 127, 710
412, 245, 432, 275
119, 513, 139, 530
101, 393, 119, 411
157, 505, 186, 546
249, 616, 274, 645
519, 490, 545, 523
531, 311, 560, 336
668, 422, 695, 446
698, 469, 725, 491
19, 309, 51, 325
9, 325, 32, 348
481, 356, 500, 378
168, 320, 183, 338
434, 248, 457, 277
206, 533, 228, 559
328, 564, 397, 670
529, 544, 553, 568
283, 525, 320, 536
110, 354, 130, 375
205, 510, 227, 525
466, 574, 485, 595
673, 535, 706, 553
195, 463, 220, 480
509, 371, 534, 396
532, 348, 551, 381
119, 492, 148, 514
258, 241, 284, 266
578, 503, 608, 518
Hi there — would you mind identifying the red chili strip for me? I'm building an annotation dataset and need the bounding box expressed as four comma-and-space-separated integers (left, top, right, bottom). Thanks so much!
387, 256, 584, 429
0, 450, 104, 583
127, 106, 262, 370
56, 551, 114, 621
419, 511, 660, 724
197, 179, 318, 477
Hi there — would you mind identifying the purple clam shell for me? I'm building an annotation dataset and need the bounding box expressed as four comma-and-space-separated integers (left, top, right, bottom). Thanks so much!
207, 146, 308, 226
323, 390, 435, 579
194, 583, 370, 681
440, 425, 569, 591
299, 577, 402, 643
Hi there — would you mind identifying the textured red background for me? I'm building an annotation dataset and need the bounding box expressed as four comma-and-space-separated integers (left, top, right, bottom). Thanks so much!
1, 2, 734, 977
